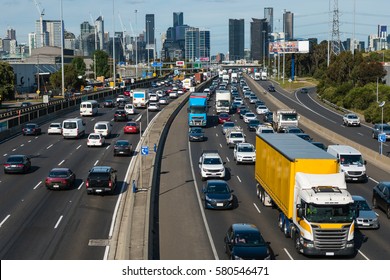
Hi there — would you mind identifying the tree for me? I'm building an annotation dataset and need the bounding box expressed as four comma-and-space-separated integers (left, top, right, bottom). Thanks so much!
71, 57, 86, 78
91, 50, 111, 78
0, 61, 15, 102
50, 64, 84, 93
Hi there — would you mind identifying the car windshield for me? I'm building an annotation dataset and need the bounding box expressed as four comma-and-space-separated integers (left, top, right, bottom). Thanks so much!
25, 124, 36, 129
246, 114, 255, 118
88, 173, 110, 180
305, 204, 354, 223
7, 156, 23, 163
204, 157, 222, 164
223, 123, 235, 128
234, 232, 265, 247
354, 199, 371, 211
206, 183, 230, 193
89, 134, 101, 139
95, 124, 107, 129
190, 128, 203, 133
281, 114, 298, 121
50, 124, 60, 128
127, 122, 137, 127
340, 155, 364, 165
63, 122, 76, 129
48, 170, 69, 178
116, 141, 129, 146
347, 115, 358, 119
238, 146, 254, 152
249, 120, 260, 125
230, 133, 243, 138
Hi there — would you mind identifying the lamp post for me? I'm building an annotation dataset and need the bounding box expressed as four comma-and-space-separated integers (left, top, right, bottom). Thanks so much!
379, 101, 386, 155
262, 30, 266, 67
135, 9, 138, 78
146, 20, 150, 74
112, 0, 116, 89
60, 0, 65, 96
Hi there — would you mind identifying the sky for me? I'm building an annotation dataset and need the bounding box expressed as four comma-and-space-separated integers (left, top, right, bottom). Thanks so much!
1, 0, 389, 55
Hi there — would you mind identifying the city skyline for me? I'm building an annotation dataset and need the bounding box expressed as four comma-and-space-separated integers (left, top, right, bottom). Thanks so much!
1, 0, 390, 55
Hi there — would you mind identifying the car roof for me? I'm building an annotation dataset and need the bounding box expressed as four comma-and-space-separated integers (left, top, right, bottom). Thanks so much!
90, 166, 112, 172
50, 167, 70, 172
351, 195, 366, 201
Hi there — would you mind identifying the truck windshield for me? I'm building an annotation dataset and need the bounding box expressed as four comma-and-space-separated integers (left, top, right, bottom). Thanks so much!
281, 114, 297, 121
189, 106, 206, 114
217, 100, 230, 106
340, 155, 364, 165
305, 204, 354, 223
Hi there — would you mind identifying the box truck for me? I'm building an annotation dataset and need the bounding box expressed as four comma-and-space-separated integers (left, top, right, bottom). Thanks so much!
255, 134, 355, 257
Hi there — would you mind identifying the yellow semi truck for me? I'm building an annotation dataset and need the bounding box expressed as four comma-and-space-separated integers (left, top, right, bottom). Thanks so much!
255, 134, 355, 257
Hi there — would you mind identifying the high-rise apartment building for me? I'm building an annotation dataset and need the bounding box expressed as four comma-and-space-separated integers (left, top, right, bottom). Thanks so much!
95, 16, 104, 50
250, 18, 268, 62
28, 33, 37, 55
7, 28, 16, 40
283, 10, 294, 40
229, 19, 245, 61
185, 27, 210, 61
35, 19, 63, 48
173, 12, 183, 27
145, 14, 155, 60
264, 7, 273, 34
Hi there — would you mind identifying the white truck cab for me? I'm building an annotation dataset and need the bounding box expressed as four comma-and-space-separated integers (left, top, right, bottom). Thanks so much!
327, 145, 367, 182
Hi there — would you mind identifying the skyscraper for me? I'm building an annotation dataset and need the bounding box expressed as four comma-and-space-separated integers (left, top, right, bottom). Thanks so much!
185, 27, 210, 61
35, 19, 63, 48
145, 14, 155, 60
95, 16, 104, 50
229, 19, 245, 61
250, 18, 268, 62
283, 10, 294, 40
173, 12, 183, 27
264, 7, 273, 34
7, 28, 16, 40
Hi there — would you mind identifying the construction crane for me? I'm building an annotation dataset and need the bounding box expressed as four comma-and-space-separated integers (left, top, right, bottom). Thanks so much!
33, 0, 45, 47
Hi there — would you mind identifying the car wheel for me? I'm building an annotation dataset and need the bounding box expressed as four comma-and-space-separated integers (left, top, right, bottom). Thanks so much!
372, 197, 377, 208
372, 132, 376, 139
387, 207, 390, 219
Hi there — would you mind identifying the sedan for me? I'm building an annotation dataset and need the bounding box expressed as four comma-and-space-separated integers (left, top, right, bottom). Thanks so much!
372, 181, 390, 218
203, 180, 234, 210
22, 123, 41, 136
221, 121, 235, 135
103, 99, 114, 108
267, 85, 275, 92
352, 195, 380, 229
87, 133, 105, 147
233, 97, 243, 105
372, 123, 390, 140
296, 133, 313, 142
4, 155, 31, 174
243, 112, 257, 123
249, 95, 258, 104
247, 119, 261, 131
188, 127, 205, 142
124, 122, 139, 134
113, 140, 133, 156
45, 168, 76, 190
47, 123, 62, 135
224, 223, 270, 260
158, 96, 169, 105
256, 105, 269, 115
114, 110, 128, 122
148, 102, 160, 111
218, 113, 231, 124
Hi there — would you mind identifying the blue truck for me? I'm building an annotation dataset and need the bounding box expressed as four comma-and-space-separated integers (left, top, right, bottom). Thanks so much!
188, 93, 207, 127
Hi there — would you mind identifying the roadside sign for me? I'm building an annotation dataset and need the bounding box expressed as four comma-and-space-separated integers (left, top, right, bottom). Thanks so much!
141, 146, 149, 155
152, 62, 163, 67
378, 133, 386, 143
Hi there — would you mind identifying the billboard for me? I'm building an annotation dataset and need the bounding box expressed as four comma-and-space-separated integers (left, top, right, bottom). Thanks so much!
176, 61, 185, 67
269, 40, 309, 54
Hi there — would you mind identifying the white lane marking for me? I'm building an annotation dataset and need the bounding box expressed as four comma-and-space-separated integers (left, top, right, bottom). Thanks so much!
357, 249, 370, 260
284, 248, 294, 260
0, 214, 11, 228
369, 177, 379, 184
357, 133, 364, 136
78, 181, 84, 190
91, 118, 95, 121
253, 203, 261, 214
58, 160, 65, 166
54, 215, 63, 229
94, 160, 99, 166
20, 144, 24, 147
226, 157, 230, 162
35, 136, 39, 139
216, 133, 219, 137
219, 143, 222, 148
28, 140, 32, 143
47, 144, 53, 149
135, 115, 142, 122
76, 145, 82, 150
12, 149, 16, 152
236, 176, 242, 183
105, 145, 110, 150
3, 154, 7, 157
33, 181, 42, 190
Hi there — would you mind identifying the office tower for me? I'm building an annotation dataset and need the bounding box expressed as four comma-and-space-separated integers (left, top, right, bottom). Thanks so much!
250, 18, 268, 62
264, 7, 273, 33
185, 27, 198, 61
145, 14, 155, 60
95, 16, 104, 50
28, 33, 37, 54
80, 21, 95, 56
283, 10, 294, 40
173, 12, 183, 27
229, 19, 245, 61
199, 29, 210, 59
35, 19, 63, 48
7, 28, 16, 40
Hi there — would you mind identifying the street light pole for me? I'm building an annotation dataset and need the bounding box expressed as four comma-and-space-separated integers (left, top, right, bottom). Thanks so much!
262, 30, 266, 67
379, 101, 386, 155
60, 0, 65, 96
135, 9, 138, 78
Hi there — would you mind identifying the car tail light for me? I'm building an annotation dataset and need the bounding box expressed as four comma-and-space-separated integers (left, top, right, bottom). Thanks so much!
86, 180, 89, 188
4, 164, 10, 167
16, 164, 24, 167
108, 180, 112, 188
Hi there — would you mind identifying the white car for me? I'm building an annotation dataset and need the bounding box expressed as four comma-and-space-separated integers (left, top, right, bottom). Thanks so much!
158, 97, 169, 105
169, 91, 178, 99
243, 112, 257, 123
87, 133, 105, 147
234, 143, 256, 164
256, 105, 269, 115
198, 151, 225, 180
47, 123, 62, 135
233, 97, 243, 105
148, 102, 160, 111
156, 90, 164, 98
149, 93, 159, 102
343, 113, 361, 127
124, 104, 135, 115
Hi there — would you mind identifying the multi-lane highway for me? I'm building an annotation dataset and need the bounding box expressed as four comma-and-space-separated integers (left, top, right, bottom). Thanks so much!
159, 76, 390, 260
0, 97, 160, 259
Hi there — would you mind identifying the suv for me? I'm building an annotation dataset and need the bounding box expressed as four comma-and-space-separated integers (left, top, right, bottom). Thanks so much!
233, 143, 256, 164
198, 151, 225, 181
343, 113, 361, 127
372, 123, 390, 140
86, 166, 117, 195
225, 127, 246, 148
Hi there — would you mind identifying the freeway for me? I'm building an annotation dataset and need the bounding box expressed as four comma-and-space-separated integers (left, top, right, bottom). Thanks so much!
0, 94, 161, 259
159, 76, 390, 260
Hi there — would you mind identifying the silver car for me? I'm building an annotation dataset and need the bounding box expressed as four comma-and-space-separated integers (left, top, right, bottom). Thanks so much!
352, 195, 380, 229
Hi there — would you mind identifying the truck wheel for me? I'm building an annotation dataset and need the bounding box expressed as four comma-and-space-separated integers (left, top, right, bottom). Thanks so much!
278, 216, 283, 231
256, 185, 261, 198
293, 230, 302, 254
283, 222, 290, 238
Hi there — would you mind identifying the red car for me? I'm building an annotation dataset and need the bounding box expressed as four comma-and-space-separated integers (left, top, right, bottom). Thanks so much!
124, 90, 131, 96
218, 113, 231, 124
45, 167, 76, 190
124, 122, 139, 134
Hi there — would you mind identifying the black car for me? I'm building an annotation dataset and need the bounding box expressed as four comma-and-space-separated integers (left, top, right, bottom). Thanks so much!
267, 85, 275, 92
296, 133, 313, 142
114, 110, 128, 122
103, 99, 114, 108
86, 166, 117, 195
263, 111, 273, 124
239, 108, 249, 119
300, 88, 309, 94
117, 100, 126, 109
113, 140, 133, 156
22, 123, 41, 136
203, 180, 234, 209
247, 119, 261, 131
224, 223, 270, 260
255, 100, 265, 107
188, 127, 205, 142
372, 181, 390, 218
4, 155, 31, 174
311, 142, 327, 150
20, 102, 33, 108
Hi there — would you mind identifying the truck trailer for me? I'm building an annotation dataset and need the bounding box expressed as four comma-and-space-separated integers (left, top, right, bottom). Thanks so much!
255, 134, 355, 257
215, 90, 231, 114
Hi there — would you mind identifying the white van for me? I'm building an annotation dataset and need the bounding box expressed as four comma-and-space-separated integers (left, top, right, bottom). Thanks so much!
327, 145, 367, 182
62, 118, 86, 139
94, 121, 112, 138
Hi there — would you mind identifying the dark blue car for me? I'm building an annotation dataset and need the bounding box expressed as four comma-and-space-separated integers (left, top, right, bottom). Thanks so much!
203, 180, 234, 209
